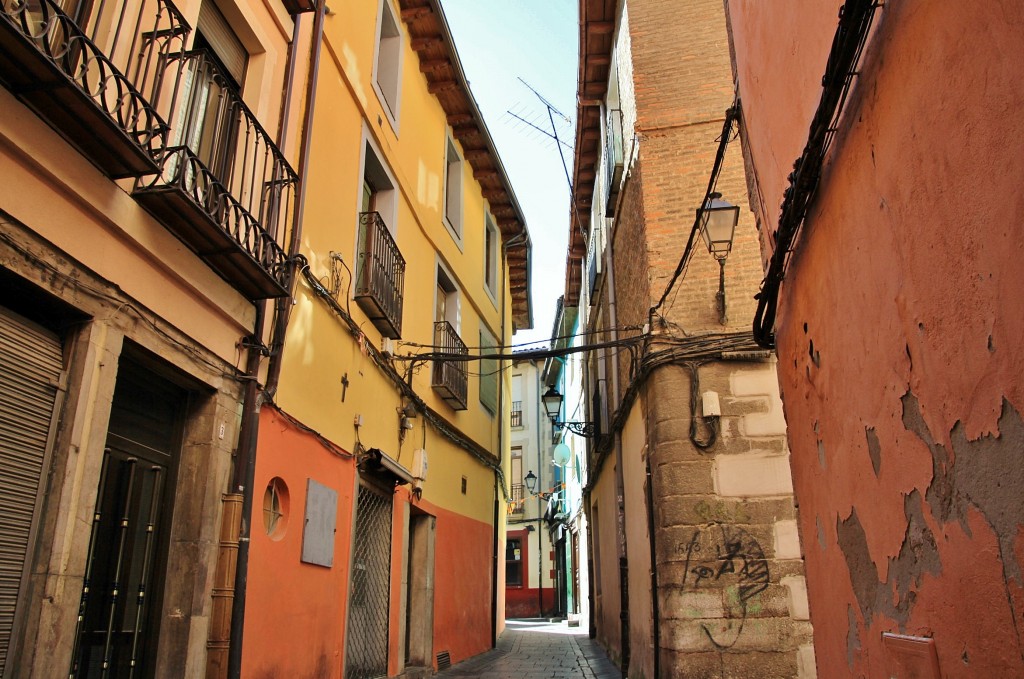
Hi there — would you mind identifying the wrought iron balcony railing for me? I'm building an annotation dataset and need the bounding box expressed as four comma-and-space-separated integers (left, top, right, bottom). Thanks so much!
0, 0, 189, 177
510, 401, 523, 428
431, 320, 468, 411
354, 212, 405, 339
134, 49, 298, 300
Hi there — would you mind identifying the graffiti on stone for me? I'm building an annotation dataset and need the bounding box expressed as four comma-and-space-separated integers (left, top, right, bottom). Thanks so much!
682, 523, 770, 649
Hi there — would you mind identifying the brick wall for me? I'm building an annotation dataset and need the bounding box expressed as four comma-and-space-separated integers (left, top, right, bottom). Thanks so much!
581, 0, 816, 677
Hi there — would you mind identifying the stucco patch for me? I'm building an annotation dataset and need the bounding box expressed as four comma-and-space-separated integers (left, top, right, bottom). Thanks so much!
835, 490, 941, 628
846, 604, 860, 668
901, 392, 1024, 584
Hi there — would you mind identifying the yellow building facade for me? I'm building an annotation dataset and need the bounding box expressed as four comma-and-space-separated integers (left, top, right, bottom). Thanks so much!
0, 0, 309, 676
242, 1, 531, 677
0, 0, 529, 677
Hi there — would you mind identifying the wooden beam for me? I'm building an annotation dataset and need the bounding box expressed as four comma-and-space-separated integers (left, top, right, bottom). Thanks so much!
589, 21, 614, 34
400, 6, 432, 21
452, 123, 479, 138
447, 113, 473, 126
586, 53, 611, 67
472, 167, 499, 182
427, 79, 459, 95
411, 36, 442, 51
418, 58, 449, 74
464, 149, 490, 163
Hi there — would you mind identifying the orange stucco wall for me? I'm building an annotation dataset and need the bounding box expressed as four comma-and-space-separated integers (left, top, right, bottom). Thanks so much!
431, 498, 495, 665
244, 407, 496, 677
244, 407, 357, 679
729, 1, 1024, 676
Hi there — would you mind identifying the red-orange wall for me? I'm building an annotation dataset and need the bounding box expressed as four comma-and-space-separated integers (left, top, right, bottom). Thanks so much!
729, 1, 1024, 676
503, 527, 555, 619
431, 499, 495, 665
244, 407, 357, 679
244, 407, 497, 676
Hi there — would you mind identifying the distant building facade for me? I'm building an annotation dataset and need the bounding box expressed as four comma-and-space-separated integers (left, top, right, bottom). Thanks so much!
506, 358, 559, 619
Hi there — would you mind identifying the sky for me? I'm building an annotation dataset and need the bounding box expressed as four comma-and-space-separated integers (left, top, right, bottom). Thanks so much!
439, 0, 579, 348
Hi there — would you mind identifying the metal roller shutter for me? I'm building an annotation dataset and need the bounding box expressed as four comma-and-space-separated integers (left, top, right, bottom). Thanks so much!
0, 307, 64, 676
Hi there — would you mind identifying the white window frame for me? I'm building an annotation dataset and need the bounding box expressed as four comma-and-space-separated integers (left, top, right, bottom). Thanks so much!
483, 211, 500, 303
372, 0, 403, 132
443, 134, 464, 243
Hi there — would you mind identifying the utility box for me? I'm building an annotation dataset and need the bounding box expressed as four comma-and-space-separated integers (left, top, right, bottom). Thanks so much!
412, 448, 428, 481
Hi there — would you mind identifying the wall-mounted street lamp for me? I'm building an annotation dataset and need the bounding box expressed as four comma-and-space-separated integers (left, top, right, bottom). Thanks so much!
541, 387, 598, 438
698, 192, 740, 325
524, 469, 538, 494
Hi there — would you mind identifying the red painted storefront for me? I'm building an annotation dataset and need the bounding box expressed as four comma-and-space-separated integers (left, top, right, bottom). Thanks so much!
243, 407, 495, 677
727, 1, 1024, 676
504, 528, 556, 619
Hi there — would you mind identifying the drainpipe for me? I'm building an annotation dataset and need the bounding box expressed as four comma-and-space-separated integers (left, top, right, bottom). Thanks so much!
264, 0, 327, 399
226, 4, 326, 678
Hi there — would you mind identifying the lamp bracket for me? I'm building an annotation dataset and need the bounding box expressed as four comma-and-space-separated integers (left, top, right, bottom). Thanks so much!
555, 420, 598, 438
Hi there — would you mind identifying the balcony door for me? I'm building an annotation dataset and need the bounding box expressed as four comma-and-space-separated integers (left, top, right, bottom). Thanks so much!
176, 2, 247, 183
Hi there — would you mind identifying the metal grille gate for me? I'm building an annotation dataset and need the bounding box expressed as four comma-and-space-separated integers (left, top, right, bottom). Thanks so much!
345, 483, 393, 679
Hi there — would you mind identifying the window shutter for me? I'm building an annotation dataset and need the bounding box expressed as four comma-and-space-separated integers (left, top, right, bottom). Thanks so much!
0, 307, 64, 674
479, 331, 498, 414
197, 2, 247, 85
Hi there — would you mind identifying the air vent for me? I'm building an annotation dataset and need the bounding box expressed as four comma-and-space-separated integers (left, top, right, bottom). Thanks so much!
436, 650, 451, 670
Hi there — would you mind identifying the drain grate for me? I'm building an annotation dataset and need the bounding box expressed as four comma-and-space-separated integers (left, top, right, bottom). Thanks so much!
436, 651, 451, 670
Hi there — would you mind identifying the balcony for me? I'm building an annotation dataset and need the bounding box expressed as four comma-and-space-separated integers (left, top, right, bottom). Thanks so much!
0, 0, 189, 178
354, 211, 405, 339
431, 320, 467, 410
510, 401, 523, 428
133, 49, 297, 300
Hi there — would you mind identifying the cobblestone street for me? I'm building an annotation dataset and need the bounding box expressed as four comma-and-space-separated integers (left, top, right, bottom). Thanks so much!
436, 620, 620, 679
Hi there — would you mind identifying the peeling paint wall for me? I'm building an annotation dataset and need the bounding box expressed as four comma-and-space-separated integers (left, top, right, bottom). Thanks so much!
728, 0, 1024, 676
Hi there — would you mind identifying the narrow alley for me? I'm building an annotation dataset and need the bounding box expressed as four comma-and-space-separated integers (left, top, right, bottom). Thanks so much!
436, 620, 620, 679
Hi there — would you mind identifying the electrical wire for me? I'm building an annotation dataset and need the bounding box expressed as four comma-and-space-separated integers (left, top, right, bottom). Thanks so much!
299, 259, 508, 489
752, 0, 880, 348
648, 104, 740, 330
0, 224, 243, 380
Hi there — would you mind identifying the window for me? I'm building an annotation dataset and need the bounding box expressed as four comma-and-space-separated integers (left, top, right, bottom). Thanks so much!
505, 538, 523, 587
484, 213, 499, 297
359, 140, 397, 230
262, 477, 289, 540
373, 0, 402, 125
443, 136, 463, 239
510, 447, 523, 514
479, 327, 498, 414
511, 374, 523, 427
354, 139, 405, 337
435, 264, 459, 330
